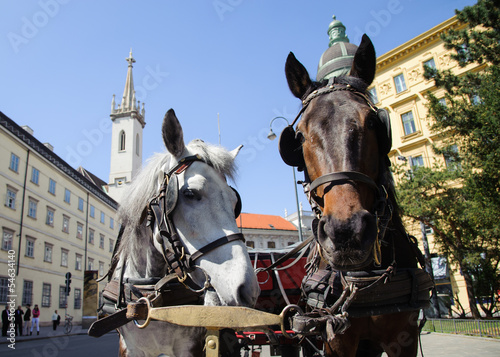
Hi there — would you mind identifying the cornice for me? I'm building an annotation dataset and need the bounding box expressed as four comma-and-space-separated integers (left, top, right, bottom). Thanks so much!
376, 16, 464, 71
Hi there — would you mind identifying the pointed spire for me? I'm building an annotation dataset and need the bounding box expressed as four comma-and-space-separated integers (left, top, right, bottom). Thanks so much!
110, 50, 145, 127
121, 49, 136, 111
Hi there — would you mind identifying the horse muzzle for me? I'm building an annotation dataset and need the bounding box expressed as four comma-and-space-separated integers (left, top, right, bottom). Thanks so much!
317, 210, 377, 270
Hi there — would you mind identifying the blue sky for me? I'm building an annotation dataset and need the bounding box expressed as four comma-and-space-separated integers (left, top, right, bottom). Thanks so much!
0, 0, 477, 217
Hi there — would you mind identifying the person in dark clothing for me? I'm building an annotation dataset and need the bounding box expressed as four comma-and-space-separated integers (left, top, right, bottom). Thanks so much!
2, 306, 9, 336
23, 304, 31, 336
15, 306, 23, 336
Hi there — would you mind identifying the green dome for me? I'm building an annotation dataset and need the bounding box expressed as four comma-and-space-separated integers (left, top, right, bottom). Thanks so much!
316, 15, 358, 81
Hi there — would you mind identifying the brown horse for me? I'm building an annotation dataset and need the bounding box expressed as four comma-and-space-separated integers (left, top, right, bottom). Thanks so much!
281, 35, 432, 357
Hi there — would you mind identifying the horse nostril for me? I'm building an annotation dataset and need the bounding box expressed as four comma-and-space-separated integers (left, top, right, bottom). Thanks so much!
237, 283, 258, 308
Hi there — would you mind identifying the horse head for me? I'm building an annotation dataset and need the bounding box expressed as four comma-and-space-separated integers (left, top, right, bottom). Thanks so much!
151, 109, 259, 307
283, 35, 393, 271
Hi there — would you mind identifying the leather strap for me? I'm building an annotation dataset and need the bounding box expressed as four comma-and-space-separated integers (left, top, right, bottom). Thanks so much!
310, 171, 378, 193
190, 233, 245, 261
88, 309, 130, 338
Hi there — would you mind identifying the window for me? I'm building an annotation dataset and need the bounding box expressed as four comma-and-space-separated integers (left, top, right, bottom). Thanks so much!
46, 207, 55, 226
109, 239, 114, 253
401, 111, 417, 136
90, 205, 95, 218
61, 249, 68, 267
423, 58, 436, 70
76, 222, 83, 239
31, 167, 40, 185
99, 261, 105, 277
2, 228, 14, 251
110, 217, 114, 229
0, 278, 8, 304
444, 144, 462, 171
9, 153, 20, 172
410, 155, 425, 168
44, 243, 53, 263
136, 134, 140, 156
28, 198, 38, 218
267, 241, 276, 249
6, 187, 17, 209
42, 283, 51, 307
74, 288, 82, 309
75, 254, 82, 271
368, 87, 379, 104
99, 234, 104, 249
62, 215, 70, 233
393, 74, 407, 93
25, 237, 35, 258
88, 229, 94, 244
22, 280, 33, 306
59, 286, 67, 308
119, 130, 126, 151
64, 189, 71, 204
49, 179, 56, 195
246, 241, 255, 249
424, 224, 434, 235
78, 197, 84, 211
88, 258, 94, 270
100, 211, 105, 224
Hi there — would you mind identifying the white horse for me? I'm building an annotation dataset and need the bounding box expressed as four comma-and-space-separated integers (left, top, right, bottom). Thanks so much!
114, 109, 260, 356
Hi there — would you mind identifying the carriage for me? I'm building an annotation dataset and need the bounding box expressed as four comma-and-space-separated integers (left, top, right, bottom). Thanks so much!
89, 34, 434, 357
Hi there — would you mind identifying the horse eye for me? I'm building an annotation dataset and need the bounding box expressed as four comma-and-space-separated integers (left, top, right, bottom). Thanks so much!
295, 131, 305, 143
182, 188, 200, 200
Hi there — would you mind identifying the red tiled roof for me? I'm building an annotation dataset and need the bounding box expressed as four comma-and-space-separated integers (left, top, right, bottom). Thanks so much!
236, 213, 297, 231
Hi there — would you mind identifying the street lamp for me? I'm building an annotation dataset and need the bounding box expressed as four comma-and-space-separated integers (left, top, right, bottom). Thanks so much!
268, 117, 304, 242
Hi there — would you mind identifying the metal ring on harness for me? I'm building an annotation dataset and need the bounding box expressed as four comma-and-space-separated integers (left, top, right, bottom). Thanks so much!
181, 266, 212, 294
254, 267, 271, 285
133, 297, 153, 329
280, 304, 304, 339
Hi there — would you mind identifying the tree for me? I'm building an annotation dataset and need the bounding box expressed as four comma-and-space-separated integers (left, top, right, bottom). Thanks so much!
394, 0, 500, 319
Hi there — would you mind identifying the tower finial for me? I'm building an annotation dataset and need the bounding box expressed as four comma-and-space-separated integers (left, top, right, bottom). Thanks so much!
328, 15, 349, 47
126, 49, 136, 67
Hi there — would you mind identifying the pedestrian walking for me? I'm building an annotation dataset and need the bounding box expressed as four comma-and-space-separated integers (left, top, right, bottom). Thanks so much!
14, 306, 23, 336
52, 310, 59, 331
1, 306, 8, 337
23, 304, 31, 336
30, 304, 40, 335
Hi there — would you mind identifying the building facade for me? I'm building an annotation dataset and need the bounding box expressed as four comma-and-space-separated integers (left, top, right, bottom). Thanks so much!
0, 112, 118, 326
237, 213, 300, 250
369, 16, 483, 316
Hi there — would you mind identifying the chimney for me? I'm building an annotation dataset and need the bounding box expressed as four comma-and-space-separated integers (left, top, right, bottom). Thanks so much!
21, 125, 34, 136
43, 143, 54, 152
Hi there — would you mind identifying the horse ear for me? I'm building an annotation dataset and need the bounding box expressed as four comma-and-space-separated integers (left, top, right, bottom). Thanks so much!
285, 52, 312, 99
350, 34, 376, 86
162, 109, 185, 158
230, 145, 243, 159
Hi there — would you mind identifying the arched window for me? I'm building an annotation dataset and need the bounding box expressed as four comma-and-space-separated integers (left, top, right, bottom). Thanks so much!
119, 130, 126, 151
136, 134, 140, 156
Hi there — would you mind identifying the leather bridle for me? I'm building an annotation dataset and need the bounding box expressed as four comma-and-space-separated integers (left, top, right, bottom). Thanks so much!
280, 77, 394, 266
146, 154, 245, 289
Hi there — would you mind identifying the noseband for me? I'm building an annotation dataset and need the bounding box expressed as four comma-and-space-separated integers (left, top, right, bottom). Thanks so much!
146, 154, 244, 288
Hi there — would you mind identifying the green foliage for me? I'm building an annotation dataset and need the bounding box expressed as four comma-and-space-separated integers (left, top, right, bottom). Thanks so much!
395, 0, 500, 318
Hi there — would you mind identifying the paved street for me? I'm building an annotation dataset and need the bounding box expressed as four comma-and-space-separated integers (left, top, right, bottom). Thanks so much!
1, 326, 498, 356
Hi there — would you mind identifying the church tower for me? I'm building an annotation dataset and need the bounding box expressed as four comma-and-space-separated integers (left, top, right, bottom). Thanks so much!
108, 50, 146, 203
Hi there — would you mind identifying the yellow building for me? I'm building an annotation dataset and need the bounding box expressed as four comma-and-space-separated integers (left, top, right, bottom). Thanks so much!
370, 16, 484, 316
0, 111, 117, 327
